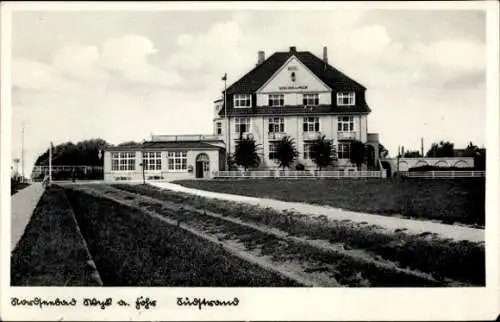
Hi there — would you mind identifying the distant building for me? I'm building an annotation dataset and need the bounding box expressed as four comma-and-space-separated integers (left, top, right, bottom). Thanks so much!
103, 46, 380, 181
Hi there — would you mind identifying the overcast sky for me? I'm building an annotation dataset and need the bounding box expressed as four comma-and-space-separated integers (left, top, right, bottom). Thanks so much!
8, 5, 488, 176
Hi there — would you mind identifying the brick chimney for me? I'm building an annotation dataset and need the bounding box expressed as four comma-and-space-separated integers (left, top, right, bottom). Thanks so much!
257, 51, 265, 65
290, 46, 296, 52
323, 46, 328, 64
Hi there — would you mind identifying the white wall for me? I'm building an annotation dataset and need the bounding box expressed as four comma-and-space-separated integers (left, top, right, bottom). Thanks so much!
104, 149, 220, 181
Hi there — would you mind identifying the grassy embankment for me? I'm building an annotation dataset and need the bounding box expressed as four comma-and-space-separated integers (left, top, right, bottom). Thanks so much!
173, 178, 485, 227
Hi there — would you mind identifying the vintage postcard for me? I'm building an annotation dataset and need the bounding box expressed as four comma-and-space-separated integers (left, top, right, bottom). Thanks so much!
1, 1, 499, 321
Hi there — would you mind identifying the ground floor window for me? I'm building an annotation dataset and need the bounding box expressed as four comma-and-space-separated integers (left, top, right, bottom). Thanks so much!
167, 151, 187, 171
143, 151, 162, 171
268, 117, 285, 133
234, 117, 251, 134
338, 116, 354, 132
269, 142, 278, 160
338, 143, 350, 159
111, 152, 136, 171
303, 117, 320, 132
303, 142, 313, 160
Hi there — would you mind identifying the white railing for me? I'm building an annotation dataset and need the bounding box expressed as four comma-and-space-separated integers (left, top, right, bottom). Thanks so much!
399, 171, 485, 178
213, 170, 386, 179
151, 134, 223, 142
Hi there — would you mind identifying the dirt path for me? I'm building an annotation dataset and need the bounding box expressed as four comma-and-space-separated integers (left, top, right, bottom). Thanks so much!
150, 182, 484, 243
11, 183, 44, 252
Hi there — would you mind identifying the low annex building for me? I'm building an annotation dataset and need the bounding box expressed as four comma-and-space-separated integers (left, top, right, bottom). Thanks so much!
103, 45, 381, 181
103, 135, 225, 181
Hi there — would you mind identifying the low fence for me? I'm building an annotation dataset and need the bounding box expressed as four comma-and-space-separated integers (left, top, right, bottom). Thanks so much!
399, 171, 485, 179
213, 170, 386, 179
32, 165, 104, 181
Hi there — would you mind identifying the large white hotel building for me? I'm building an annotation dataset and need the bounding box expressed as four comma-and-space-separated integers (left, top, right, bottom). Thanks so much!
103, 46, 380, 181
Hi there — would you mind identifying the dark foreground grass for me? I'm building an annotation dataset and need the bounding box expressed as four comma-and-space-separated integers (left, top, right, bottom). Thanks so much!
114, 184, 485, 286
173, 178, 485, 227
64, 188, 300, 286
11, 186, 98, 286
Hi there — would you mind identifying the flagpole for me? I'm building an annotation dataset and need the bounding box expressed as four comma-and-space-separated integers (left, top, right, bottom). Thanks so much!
223, 73, 229, 171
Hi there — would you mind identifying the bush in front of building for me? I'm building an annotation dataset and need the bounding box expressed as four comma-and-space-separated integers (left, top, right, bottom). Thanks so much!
233, 132, 262, 171
295, 163, 305, 171
310, 135, 335, 171
275, 136, 298, 170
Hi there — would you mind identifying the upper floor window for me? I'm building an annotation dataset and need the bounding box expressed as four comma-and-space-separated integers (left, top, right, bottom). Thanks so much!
216, 122, 222, 135
303, 117, 320, 132
268, 94, 284, 107
303, 93, 319, 106
234, 94, 252, 108
338, 116, 354, 132
111, 152, 136, 171
142, 151, 162, 171
337, 92, 355, 106
234, 117, 251, 134
268, 117, 285, 133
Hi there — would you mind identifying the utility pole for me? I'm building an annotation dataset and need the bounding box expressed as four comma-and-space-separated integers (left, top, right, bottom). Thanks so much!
49, 142, 53, 183
420, 137, 423, 157
21, 124, 25, 181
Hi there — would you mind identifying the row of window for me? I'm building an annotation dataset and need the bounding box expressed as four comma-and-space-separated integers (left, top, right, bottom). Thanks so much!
217, 116, 355, 134
110, 151, 188, 171
268, 142, 351, 160
233, 92, 355, 108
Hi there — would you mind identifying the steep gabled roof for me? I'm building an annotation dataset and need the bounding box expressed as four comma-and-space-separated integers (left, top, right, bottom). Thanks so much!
225, 50, 366, 95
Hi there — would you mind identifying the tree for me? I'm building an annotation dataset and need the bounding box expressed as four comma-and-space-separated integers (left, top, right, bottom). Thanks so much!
233, 132, 261, 171
426, 141, 454, 157
34, 138, 110, 166
379, 143, 389, 158
464, 141, 480, 156
403, 150, 422, 158
349, 140, 367, 170
310, 135, 334, 171
275, 136, 298, 169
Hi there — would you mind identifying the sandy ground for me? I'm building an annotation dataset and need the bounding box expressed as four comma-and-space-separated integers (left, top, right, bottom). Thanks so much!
150, 181, 484, 243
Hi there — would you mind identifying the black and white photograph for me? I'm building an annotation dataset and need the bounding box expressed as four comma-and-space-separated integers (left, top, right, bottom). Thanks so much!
1, 1, 499, 321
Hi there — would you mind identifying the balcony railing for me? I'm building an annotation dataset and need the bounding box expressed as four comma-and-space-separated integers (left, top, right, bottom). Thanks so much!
151, 134, 223, 142
337, 131, 358, 140
303, 131, 322, 141
267, 132, 287, 140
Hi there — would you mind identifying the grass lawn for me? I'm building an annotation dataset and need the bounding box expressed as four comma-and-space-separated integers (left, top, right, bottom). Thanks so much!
64, 188, 300, 286
173, 178, 485, 227
11, 186, 99, 286
115, 184, 484, 286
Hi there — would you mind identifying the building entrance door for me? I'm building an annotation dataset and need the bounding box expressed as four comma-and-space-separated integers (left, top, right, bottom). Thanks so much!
195, 153, 210, 178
